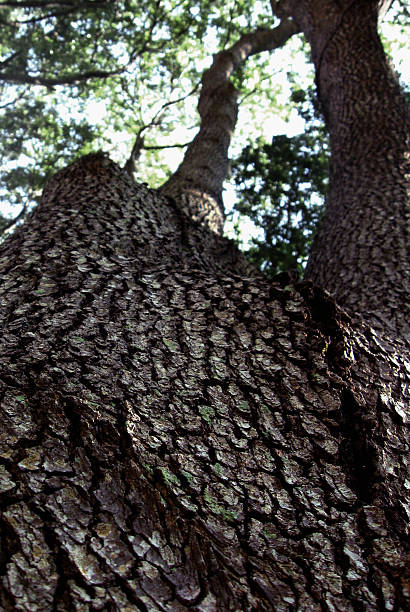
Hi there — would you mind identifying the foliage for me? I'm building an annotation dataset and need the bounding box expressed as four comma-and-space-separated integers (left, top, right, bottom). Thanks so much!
231, 87, 329, 276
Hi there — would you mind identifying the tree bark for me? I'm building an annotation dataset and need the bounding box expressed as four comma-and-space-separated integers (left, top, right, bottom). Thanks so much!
0, 153, 408, 610
277, 0, 409, 339
0, 2, 409, 609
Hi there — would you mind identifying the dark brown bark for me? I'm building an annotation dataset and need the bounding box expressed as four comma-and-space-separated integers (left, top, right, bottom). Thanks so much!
277, 0, 409, 339
0, 154, 409, 610
0, 2, 409, 609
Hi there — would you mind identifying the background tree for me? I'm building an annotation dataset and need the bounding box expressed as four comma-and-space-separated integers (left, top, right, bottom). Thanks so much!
231, 87, 329, 276
0, 1, 408, 610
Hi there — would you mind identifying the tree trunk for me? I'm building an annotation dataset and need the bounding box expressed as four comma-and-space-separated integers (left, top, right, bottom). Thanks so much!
278, 0, 409, 338
1, 1, 409, 609
0, 153, 408, 610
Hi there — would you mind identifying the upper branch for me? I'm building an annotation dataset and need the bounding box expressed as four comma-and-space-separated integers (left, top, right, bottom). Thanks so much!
0, 67, 124, 87
278, 0, 410, 338
0, 1, 110, 7
160, 19, 298, 235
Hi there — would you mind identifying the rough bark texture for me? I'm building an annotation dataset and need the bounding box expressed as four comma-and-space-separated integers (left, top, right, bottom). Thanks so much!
160, 21, 298, 235
0, 154, 409, 610
0, 2, 409, 609
278, 0, 409, 339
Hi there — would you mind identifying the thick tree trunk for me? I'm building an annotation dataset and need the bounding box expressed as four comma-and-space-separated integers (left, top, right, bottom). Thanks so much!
0, 2, 409, 609
0, 154, 408, 610
278, 0, 409, 339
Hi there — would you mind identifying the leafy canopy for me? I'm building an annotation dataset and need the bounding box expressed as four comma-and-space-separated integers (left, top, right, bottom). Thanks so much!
0, 0, 276, 210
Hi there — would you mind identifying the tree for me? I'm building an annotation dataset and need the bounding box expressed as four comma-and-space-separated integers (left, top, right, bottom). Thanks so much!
0, 1, 408, 610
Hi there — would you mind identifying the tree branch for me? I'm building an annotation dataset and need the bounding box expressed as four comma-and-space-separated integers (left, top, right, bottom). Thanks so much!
123, 133, 145, 178
123, 83, 200, 178
0, 1, 110, 7
0, 67, 124, 87
0, 49, 22, 67
0, 200, 29, 234
1, 7, 83, 24
144, 142, 191, 150
0, 87, 25, 108
160, 19, 299, 234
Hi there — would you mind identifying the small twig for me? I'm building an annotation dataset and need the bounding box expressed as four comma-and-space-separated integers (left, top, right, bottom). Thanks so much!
149, 81, 200, 125
0, 50, 23, 68
239, 68, 281, 104
123, 83, 200, 177
0, 88, 26, 108
144, 142, 191, 150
